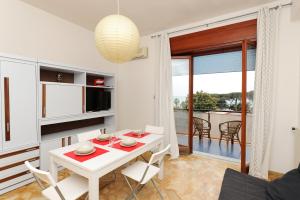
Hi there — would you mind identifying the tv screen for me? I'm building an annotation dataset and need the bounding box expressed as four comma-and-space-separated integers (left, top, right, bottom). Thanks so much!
86, 88, 111, 112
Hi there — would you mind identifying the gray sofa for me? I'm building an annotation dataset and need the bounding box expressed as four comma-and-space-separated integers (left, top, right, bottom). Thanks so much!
219, 164, 300, 200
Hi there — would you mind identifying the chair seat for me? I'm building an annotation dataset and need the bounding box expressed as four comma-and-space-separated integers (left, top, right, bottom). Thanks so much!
121, 161, 160, 184
42, 174, 88, 200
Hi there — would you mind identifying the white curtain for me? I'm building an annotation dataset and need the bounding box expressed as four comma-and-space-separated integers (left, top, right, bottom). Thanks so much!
249, 7, 281, 179
153, 33, 179, 159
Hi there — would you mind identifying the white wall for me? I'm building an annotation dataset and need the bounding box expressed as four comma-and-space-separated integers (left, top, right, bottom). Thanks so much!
117, 37, 156, 130
269, 7, 300, 173
0, 0, 117, 72
117, 7, 300, 173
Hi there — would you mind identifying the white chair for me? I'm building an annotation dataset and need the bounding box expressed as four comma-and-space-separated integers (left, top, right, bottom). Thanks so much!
25, 161, 88, 200
139, 125, 164, 161
121, 144, 170, 200
77, 129, 101, 142
145, 125, 164, 135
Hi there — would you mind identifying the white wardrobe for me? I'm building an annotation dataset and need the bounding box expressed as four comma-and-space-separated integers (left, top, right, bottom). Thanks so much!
0, 57, 39, 194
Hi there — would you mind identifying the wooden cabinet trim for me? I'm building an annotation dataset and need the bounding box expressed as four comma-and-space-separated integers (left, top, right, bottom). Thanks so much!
67, 136, 71, 146
0, 146, 39, 159
4, 77, 10, 141
61, 138, 65, 147
0, 157, 39, 171
82, 86, 85, 113
0, 170, 31, 184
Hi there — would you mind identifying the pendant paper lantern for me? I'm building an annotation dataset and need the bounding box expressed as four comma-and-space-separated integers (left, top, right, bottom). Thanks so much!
95, 14, 140, 63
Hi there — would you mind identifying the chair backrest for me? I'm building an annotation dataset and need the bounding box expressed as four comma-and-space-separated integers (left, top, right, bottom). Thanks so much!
148, 144, 171, 166
219, 120, 241, 135
25, 161, 56, 187
77, 129, 100, 142
145, 125, 164, 135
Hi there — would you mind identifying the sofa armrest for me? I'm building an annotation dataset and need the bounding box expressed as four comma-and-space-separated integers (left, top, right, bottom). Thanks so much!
218, 168, 268, 200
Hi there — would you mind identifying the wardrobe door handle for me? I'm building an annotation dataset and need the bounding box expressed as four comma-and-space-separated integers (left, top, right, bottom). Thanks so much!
4, 77, 10, 141
42, 84, 46, 118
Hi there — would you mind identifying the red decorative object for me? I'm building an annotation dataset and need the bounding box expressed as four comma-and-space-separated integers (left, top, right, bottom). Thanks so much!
94, 78, 104, 86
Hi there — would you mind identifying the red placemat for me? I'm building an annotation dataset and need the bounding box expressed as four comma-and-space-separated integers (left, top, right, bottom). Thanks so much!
64, 147, 109, 162
112, 142, 145, 152
91, 137, 120, 145
123, 132, 150, 138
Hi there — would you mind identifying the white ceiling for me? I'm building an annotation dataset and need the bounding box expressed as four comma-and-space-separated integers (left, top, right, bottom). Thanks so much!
21, 0, 275, 35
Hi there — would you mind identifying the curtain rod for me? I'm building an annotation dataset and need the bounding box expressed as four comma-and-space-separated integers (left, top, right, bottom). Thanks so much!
151, 1, 292, 38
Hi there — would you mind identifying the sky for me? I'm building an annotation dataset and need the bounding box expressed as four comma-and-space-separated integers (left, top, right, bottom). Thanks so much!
172, 72, 255, 97
171, 50, 256, 98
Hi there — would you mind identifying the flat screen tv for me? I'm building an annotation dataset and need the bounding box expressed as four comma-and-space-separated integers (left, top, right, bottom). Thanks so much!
86, 88, 111, 112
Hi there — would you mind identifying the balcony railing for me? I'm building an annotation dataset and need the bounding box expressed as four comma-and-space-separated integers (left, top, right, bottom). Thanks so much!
174, 109, 253, 142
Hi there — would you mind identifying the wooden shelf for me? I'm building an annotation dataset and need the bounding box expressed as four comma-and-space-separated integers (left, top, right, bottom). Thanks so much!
40, 81, 84, 87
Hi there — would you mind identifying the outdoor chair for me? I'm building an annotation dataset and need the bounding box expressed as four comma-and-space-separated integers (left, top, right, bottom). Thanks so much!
219, 120, 242, 145
193, 117, 211, 141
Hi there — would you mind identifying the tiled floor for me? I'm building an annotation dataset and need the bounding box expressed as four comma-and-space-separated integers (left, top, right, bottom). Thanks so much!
177, 135, 251, 161
0, 154, 239, 200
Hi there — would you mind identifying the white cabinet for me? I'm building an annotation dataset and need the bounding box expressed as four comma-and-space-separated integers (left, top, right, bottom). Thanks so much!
0, 59, 38, 151
41, 83, 83, 119
40, 135, 77, 171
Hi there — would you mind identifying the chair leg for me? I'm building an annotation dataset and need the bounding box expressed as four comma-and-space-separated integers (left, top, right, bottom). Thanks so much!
123, 175, 139, 200
236, 134, 241, 146
151, 179, 164, 200
219, 134, 223, 145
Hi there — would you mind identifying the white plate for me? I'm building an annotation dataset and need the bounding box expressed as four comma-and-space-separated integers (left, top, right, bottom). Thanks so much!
120, 142, 137, 147
121, 138, 137, 146
97, 134, 111, 141
74, 148, 96, 156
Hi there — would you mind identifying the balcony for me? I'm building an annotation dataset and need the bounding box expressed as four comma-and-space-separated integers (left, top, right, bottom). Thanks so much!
175, 109, 251, 161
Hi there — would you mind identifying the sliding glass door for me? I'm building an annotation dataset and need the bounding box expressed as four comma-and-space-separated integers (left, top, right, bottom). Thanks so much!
171, 41, 256, 172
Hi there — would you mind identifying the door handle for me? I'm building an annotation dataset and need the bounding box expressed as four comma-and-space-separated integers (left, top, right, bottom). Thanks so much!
4, 77, 10, 141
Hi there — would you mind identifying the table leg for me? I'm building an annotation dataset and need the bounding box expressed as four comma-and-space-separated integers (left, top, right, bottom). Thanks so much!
158, 141, 164, 180
49, 156, 58, 182
89, 176, 100, 200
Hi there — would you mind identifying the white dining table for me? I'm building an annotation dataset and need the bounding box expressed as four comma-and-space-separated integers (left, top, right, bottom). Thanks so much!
49, 129, 165, 200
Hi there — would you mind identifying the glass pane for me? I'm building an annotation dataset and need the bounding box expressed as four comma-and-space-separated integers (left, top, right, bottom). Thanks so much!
172, 59, 189, 151
192, 49, 256, 160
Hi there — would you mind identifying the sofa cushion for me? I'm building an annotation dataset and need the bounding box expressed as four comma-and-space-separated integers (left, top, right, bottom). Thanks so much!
219, 168, 268, 200
267, 168, 300, 200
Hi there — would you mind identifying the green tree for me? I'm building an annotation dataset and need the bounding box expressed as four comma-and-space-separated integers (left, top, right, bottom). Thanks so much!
174, 98, 180, 109
180, 101, 188, 109
193, 91, 217, 111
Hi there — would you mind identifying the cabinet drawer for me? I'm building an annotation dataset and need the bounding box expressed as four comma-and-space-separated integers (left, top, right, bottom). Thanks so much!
0, 171, 32, 190
0, 159, 39, 179
0, 146, 39, 167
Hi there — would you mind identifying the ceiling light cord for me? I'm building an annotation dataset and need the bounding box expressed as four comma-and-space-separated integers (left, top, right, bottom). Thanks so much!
117, 0, 120, 15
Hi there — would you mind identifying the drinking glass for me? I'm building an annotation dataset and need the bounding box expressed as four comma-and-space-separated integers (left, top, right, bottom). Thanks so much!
109, 133, 115, 147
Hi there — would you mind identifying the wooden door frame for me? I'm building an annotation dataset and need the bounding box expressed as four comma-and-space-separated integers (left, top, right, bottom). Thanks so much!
172, 41, 251, 164
241, 40, 248, 173
172, 56, 193, 154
